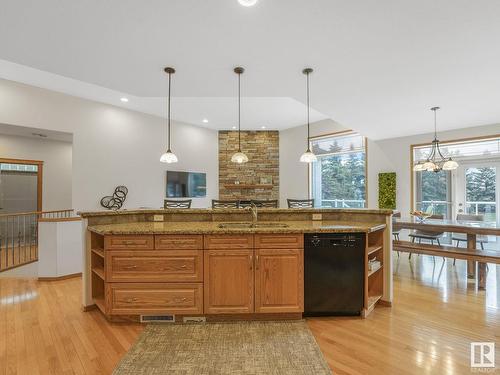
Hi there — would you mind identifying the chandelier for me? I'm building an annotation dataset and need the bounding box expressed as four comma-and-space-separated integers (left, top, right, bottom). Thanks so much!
413, 107, 458, 172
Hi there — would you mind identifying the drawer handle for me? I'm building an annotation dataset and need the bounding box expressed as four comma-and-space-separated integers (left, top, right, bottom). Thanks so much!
180, 264, 187, 269
249, 254, 253, 270
124, 265, 137, 270
256, 255, 259, 270
125, 298, 139, 303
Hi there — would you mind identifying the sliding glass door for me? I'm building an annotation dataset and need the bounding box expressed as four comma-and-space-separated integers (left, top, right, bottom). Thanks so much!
456, 162, 499, 225
415, 170, 452, 219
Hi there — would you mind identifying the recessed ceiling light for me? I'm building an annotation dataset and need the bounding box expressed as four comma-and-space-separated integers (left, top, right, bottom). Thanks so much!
238, 0, 258, 7
202, 118, 209, 123
120, 97, 129, 102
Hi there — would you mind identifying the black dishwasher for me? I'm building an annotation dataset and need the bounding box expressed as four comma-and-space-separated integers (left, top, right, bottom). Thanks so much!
304, 233, 365, 316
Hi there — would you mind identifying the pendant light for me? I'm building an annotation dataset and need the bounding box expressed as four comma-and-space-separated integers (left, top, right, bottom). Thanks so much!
231, 66, 249, 164
413, 107, 458, 172
160, 67, 178, 163
300, 68, 317, 163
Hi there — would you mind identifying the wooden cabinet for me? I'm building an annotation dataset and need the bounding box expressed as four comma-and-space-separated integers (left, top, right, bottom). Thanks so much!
104, 235, 154, 250
204, 234, 254, 249
255, 234, 303, 249
105, 250, 203, 282
204, 249, 254, 314
92, 232, 306, 319
255, 248, 304, 313
106, 283, 203, 315
155, 235, 203, 250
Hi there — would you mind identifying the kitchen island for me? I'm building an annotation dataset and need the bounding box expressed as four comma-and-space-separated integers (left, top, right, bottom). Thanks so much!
79, 208, 393, 321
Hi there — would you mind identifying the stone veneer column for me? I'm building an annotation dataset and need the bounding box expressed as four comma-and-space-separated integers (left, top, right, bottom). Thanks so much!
218, 131, 279, 201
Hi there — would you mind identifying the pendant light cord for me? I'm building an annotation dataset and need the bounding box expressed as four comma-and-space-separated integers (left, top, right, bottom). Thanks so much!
238, 71, 241, 152
306, 70, 311, 151
167, 71, 172, 152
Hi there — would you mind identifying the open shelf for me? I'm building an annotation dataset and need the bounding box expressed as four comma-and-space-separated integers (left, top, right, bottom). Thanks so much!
94, 297, 105, 313
367, 245, 383, 256
92, 267, 105, 280
368, 265, 383, 277
91, 248, 104, 258
223, 184, 273, 190
367, 294, 382, 310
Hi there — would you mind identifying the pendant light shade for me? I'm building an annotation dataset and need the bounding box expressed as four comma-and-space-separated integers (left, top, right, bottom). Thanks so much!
412, 107, 458, 172
300, 68, 317, 163
231, 67, 249, 164
160, 67, 178, 163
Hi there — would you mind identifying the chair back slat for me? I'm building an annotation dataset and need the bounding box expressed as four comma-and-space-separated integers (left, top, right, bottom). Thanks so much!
287, 199, 314, 208
212, 200, 239, 209
164, 199, 192, 209
252, 199, 278, 208
456, 214, 484, 222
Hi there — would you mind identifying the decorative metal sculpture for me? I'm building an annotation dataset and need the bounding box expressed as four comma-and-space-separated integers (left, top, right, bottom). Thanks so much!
100, 186, 128, 210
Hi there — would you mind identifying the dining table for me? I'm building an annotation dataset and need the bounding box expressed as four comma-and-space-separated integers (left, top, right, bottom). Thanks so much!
393, 216, 500, 289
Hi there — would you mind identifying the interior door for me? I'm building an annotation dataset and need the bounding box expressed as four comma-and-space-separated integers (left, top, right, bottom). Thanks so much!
455, 161, 499, 225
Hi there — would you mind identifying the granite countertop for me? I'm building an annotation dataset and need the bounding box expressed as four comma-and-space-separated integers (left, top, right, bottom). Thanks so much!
78, 207, 394, 218
87, 220, 386, 235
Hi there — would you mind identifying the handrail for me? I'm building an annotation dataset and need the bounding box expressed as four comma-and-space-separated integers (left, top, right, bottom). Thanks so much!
0, 209, 74, 218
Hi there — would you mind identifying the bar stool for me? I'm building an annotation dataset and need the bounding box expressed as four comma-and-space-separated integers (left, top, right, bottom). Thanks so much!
164, 199, 192, 209
287, 199, 314, 208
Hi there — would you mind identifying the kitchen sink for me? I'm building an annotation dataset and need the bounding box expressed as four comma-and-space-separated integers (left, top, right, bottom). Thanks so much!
218, 222, 289, 229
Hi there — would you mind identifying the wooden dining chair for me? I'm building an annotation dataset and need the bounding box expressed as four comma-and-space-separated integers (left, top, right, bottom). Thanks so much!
287, 199, 314, 208
452, 213, 488, 265
252, 199, 279, 208
212, 200, 240, 209
408, 214, 445, 259
164, 199, 192, 209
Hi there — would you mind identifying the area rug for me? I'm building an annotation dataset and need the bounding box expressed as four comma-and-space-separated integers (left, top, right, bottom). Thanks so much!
113, 321, 332, 375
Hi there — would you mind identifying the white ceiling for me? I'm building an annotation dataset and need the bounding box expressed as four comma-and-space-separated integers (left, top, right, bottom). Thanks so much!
1, 0, 500, 138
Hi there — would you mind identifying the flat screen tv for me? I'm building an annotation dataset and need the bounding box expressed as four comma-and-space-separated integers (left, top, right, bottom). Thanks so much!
166, 171, 207, 198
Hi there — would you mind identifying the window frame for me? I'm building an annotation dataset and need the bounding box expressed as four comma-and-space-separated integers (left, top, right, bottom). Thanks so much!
308, 130, 368, 208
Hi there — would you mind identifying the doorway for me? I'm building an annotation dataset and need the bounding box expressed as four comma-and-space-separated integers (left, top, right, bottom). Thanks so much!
0, 158, 43, 213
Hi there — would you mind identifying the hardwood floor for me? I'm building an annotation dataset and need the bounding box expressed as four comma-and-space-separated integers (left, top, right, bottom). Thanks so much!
0, 255, 499, 374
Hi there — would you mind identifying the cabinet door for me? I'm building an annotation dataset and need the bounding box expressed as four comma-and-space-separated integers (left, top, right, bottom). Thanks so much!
255, 249, 304, 313
204, 249, 254, 314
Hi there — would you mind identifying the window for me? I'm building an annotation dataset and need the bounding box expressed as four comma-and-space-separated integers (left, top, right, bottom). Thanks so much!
310, 132, 367, 208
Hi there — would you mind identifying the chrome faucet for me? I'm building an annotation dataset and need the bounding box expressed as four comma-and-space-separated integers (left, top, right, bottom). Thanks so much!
246, 203, 258, 224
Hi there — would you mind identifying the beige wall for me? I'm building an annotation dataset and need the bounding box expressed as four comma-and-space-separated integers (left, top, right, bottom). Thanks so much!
0, 79, 219, 210
0, 133, 72, 211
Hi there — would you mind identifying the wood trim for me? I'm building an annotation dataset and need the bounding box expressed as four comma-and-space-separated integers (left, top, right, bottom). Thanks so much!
81, 304, 97, 312
0, 158, 44, 211
309, 129, 355, 141
38, 272, 82, 281
410, 132, 500, 149
38, 217, 81, 222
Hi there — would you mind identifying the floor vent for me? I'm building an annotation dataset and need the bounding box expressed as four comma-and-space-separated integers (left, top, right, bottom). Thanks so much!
140, 315, 175, 323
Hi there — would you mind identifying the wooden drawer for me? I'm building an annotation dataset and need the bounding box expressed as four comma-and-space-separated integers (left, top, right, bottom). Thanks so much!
106, 283, 203, 315
155, 235, 203, 250
104, 235, 154, 250
204, 235, 254, 249
255, 234, 304, 249
105, 250, 203, 282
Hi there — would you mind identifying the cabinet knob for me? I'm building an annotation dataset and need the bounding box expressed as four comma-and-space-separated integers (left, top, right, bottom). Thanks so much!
125, 298, 139, 303
180, 264, 187, 269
